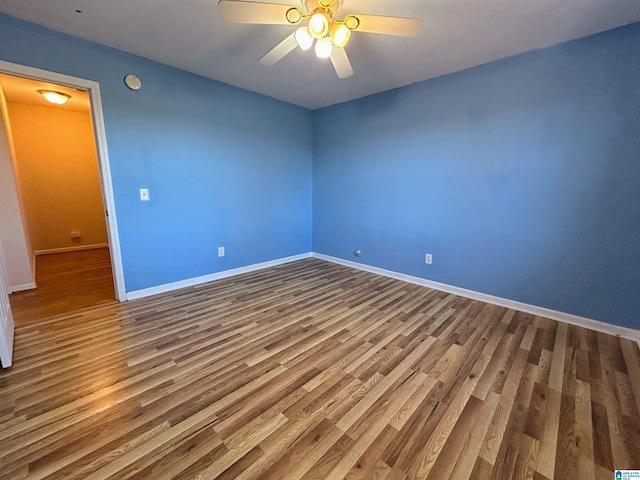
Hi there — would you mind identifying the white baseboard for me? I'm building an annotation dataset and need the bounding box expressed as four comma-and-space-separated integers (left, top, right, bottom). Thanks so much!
126, 253, 313, 301
35, 244, 109, 255
312, 253, 640, 346
9, 282, 36, 293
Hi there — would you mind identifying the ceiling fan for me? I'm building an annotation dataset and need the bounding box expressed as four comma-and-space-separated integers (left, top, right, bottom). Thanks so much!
218, 0, 422, 79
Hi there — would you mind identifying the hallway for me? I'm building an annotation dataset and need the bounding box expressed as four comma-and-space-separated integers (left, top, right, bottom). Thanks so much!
9, 248, 115, 322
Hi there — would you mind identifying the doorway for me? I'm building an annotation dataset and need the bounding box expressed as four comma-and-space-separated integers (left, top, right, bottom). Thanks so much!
0, 61, 125, 318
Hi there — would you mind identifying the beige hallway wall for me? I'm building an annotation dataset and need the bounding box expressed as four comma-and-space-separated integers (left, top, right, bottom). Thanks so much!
7, 102, 108, 252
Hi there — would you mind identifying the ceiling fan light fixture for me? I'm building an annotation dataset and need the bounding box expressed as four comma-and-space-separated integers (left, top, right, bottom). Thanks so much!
294, 27, 314, 51
315, 36, 333, 59
330, 23, 350, 48
217, 0, 422, 79
309, 12, 330, 38
39, 90, 70, 105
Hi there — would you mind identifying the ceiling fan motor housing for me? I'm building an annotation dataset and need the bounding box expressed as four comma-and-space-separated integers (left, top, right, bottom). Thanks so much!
303, 0, 342, 15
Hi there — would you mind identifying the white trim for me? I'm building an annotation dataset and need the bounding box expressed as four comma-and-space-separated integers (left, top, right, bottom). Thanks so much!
0, 239, 14, 368
0, 60, 126, 302
9, 282, 36, 293
31, 252, 36, 284
35, 243, 109, 256
126, 253, 313, 301
0, 230, 10, 292
312, 253, 640, 345
89, 82, 126, 302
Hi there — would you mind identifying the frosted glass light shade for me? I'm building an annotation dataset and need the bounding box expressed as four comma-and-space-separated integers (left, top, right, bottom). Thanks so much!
315, 36, 333, 59
309, 13, 329, 39
294, 27, 314, 51
330, 24, 351, 48
39, 90, 70, 105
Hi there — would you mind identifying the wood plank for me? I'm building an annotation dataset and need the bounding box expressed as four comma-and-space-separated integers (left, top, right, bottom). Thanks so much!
1, 257, 638, 480
9, 249, 115, 321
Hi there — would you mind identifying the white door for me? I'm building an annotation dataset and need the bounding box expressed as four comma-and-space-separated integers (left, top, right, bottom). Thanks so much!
0, 256, 14, 368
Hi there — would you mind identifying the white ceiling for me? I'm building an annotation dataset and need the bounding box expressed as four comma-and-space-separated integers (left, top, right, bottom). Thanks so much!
1, 0, 639, 110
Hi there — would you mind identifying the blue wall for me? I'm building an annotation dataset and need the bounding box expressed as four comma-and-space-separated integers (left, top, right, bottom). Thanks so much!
0, 14, 313, 292
313, 23, 640, 329
1, 13, 638, 329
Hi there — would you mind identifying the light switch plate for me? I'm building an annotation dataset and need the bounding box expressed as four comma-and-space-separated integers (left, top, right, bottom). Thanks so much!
139, 188, 150, 201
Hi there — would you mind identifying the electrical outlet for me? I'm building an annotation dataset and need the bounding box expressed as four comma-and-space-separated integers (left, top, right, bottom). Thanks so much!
218, 246, 225, 257
71, 230, 81, 239
425, 253, 433, 265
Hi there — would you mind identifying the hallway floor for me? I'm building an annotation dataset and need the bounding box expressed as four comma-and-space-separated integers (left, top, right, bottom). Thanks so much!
9, 248, 116, 322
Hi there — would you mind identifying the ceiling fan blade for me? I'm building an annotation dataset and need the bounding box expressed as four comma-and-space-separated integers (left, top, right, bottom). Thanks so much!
351, 14, 422, 37
219, 0, 301, 25
330, 48, 353, 79
259, 33, 299, 66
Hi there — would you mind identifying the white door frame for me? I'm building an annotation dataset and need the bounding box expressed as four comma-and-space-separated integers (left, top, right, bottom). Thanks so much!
0, 239, 14, 367
0, 60, 126, 302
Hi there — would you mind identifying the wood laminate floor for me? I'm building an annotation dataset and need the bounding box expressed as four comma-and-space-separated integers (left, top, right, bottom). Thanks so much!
9, 248, 116, 322
1, 258, 639, 479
